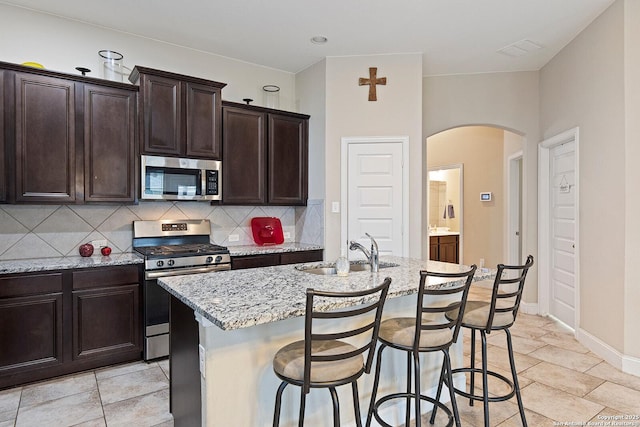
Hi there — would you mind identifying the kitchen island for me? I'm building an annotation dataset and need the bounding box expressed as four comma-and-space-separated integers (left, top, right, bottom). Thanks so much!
158, 256, 493, 426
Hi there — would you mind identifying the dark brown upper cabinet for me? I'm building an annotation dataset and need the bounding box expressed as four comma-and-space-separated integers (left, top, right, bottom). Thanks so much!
222, 101, 309, 206
0, 61, 138, 204
129, 66, 226, 160
14, 72, 77, 203
222, 105, 266, 204
83, 84, 137, 202
268, 113, 308, 205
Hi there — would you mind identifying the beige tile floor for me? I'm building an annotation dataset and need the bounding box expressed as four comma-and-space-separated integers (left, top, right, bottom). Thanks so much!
0, 359, 172, 427
1, 286, 640, 426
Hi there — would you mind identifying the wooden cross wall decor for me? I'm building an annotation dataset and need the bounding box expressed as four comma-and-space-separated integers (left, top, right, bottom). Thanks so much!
358, 67, 387, 101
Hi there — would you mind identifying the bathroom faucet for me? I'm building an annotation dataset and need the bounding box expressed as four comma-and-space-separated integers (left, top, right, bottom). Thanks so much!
349, 233, 379, 272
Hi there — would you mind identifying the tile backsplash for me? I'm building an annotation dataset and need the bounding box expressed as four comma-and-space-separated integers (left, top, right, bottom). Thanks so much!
0, 200, 324, 260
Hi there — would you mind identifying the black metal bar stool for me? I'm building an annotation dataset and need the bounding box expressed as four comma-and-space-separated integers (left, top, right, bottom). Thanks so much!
445, 255, 534, 427
366, 265, 477, 427
272, 277, 392, 427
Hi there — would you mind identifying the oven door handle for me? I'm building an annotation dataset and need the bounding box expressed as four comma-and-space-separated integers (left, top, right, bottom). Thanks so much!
145, 264, 230, 279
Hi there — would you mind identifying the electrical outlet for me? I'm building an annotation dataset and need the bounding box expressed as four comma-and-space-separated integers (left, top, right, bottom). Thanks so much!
198, 344, 206, 378
283, 231, 291, 239
479, 258, 485, 268
228, 234, 239, 242
92, 239, 107, 248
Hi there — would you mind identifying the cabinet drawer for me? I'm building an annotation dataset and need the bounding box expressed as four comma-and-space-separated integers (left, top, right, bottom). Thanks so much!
438, 235, 458, 244
73, 265, 139, 290
280, 250, 323, 265
231, 254, 280, 270
0, 273, 63, 298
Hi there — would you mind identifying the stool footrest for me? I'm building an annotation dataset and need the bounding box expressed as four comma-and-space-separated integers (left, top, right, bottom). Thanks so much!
450, 367, 516, 402
371, 392, 454, 427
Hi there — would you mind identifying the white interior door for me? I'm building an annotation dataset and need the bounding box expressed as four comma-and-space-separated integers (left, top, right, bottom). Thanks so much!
548, 140, 577, 328
539, 128, 580, 330
346, 141, 404, 257
507, 154, 523, 265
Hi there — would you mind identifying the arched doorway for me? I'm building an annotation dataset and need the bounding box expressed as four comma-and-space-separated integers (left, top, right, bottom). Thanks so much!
426, 125, 525, 268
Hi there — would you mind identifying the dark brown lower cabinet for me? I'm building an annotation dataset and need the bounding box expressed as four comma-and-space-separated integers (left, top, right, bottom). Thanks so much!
231, 249, 323, 270
72, 267, 141, 360
0, 273, 64, 384
430, 235, 459, 263
0, 265, 142, 390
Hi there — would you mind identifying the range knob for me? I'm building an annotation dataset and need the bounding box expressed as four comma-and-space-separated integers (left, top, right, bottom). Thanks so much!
206, 256, 214, 264
156, 260, 164, 268
167, 259, 175, 267
215, 255, 223, 263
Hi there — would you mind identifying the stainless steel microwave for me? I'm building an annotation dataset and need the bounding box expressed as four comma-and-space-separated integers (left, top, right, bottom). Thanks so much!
141, 155, 222, 201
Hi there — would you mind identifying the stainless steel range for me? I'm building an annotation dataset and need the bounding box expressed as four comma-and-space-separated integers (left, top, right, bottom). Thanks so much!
133, 219, 230, 360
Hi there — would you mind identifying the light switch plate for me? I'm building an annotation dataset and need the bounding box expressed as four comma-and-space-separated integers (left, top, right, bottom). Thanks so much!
228, 234, 239, 242
331, 202, 340, 213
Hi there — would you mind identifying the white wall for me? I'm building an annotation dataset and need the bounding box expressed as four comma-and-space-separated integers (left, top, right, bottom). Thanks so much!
324, 54, 423, 261
423, 72, 540, 303
296, 60, 326, 201
623, 0, 640, 361
540, 0, 625, 352
0, 4, 295, 110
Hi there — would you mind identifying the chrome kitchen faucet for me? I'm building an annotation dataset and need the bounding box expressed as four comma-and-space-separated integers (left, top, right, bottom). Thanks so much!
349, 233, 379, 272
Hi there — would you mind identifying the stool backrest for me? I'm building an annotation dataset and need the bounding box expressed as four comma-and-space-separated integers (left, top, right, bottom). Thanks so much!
303, 277, 392, 393
414, 265, 477, 352
486, 255, 535, 330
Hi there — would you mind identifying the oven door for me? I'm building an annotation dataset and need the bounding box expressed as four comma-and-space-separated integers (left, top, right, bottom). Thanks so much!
143, 278, 170, 360
142, 263, 231, 360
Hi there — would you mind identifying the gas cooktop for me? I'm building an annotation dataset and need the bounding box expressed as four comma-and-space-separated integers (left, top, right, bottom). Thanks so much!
134, 243, 228, 258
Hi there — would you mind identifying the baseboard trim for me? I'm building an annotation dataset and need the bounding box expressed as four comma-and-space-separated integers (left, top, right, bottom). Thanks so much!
576, 327, 640, 376
519, 302, 538, 315
622, 354, 640, 376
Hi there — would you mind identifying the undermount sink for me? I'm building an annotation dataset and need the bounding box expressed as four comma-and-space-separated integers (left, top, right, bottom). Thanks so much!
296, 261, 399, 275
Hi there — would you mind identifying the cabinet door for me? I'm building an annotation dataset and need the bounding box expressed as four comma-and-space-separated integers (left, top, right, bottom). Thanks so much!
72, 284, 140, 360
185, 82, 222, 159
14, 72, 76, 202
84, 84, 137, 202
268, 114, 308, 205
439, 235, 459, 263
140, 73, 181, 156
429, 236, 439, 261
72, 266, 141, 360
222, 106, 267, 204
0, 273, 64, 388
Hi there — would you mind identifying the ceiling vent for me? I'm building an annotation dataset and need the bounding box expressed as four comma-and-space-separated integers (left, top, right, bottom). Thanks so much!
498, 39, 543, 57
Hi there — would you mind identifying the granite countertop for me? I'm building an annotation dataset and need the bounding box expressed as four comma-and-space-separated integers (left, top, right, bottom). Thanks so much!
0, 243, 322, 275
158, 256, 494, 331
227, 243, 323, 256
0, 253, 144, 275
